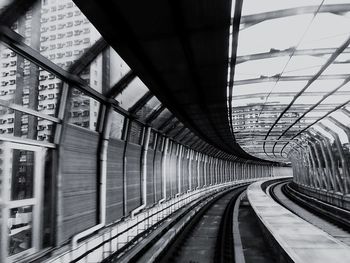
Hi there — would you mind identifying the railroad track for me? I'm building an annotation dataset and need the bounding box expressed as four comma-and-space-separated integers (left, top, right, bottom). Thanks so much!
108, 184, 249, 263
269, 181, 350, 245
156, 185, 246, 263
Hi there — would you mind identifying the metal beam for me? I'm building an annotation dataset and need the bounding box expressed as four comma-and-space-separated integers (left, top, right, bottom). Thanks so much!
236, 47, 350, 64
105, 70, 136, 98
128, 92, 153, 114
272, 75, 350, 156
233, 74, 349, 86
240, 4, 350, 26
264, 32, 350, 156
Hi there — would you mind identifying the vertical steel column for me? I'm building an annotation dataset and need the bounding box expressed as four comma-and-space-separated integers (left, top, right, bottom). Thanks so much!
188, 149, 192, 191
203, 154, 206, 186
306, 143, 319, 188
309, 140, 324, 189
319, 123, 349, 194
196, 152, 200, 189
159, 137, 169, 204
176, 145, 183, 196
312, 134, 332, 192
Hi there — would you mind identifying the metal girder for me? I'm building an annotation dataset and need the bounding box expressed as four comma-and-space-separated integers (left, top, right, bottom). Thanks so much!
228, 0, 244, 135
173, 126, 187, 140
105, 70, 136, 98
0, 26, 106, 102
236, 47, 350, 64
128, 92, 153, 114
272, 75, 350, 156
233, 74, 349, 86
158, 115, 175, 131
164, 120, 180, 135
232, 91, 350, 100
263, 33, 350, 156
145, 105, 165, 124
69, 37, 108, 74
240, 4, 350, 27
279, 102, 350, 156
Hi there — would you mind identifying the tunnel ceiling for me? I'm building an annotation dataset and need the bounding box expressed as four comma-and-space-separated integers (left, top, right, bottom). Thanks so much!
73, 0, 350, 164
73, 0, 264, 162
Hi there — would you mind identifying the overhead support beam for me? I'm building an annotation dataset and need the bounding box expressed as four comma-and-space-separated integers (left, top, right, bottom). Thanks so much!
272, 74, 350, 156
105, 70, 137, 98
228, 0, 244, 134
263, 31, 350, 156
236, 47, 350, 64
318, 123, 350, 194
233, 74, 349, 86
129, 92, 153, 114
69, 37, 108, 74
240, 4, 350, 27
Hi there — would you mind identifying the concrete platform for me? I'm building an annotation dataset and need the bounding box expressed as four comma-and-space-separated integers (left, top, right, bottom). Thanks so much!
247, 179, 350, 263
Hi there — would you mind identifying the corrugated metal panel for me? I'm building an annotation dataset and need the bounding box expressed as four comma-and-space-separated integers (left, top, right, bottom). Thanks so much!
191, 159, 197, 189
125, 143, 142, 214
146, 149, 155, 206
182, 157, 189, 192
59, 124, 98, 243
106, 139, 124, 224
166, 147, 172, 198
154, 150, 162, 202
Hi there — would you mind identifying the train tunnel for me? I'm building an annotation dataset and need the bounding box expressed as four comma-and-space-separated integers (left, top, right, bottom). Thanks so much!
0, 0, 349, 262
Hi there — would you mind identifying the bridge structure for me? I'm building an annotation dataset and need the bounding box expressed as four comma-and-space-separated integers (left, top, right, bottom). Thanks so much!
0, 1, 349, 262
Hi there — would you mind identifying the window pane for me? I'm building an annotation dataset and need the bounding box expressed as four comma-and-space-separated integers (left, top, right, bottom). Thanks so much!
0, 50, 63, 116
128, 121, 142, 145
115, 77, 148, 110
108, 47, 131, 89
0, 106, 56, 142
8, 205, 33, 256
11, 150, 34, 200
151, 108, 172, 129
109, 110, 124, 140
135, 96, 162, 121
66, 88, 100, 131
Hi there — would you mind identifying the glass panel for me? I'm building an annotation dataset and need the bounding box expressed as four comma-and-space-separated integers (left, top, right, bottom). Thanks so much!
135, 96, 162, 121
304, 79, 344, 93
330, 111, 350, 126
160, 117, 177, 133
0, 106, 56, 142
151, 108, 172, 129
11, 0, 101, 57
168, 123, 184, 138
148, 130, 156, 149
282, 56, 326, 77
234, 57, 289, 81
115, 77, 148, 110
0, 50, 63, 116
177, 128, 190, 141
10, 150, 34, 200
8, 205, 33, 256
238, 14, 314, 56
79, 53, 103, 92
321, 119, 348, 144
66, 88, 101, 131
298, 13, 350, 50
109, 110, 124, 140
128, 121, 142, 145
108, 47, 131, 89
241, 0, 321, 16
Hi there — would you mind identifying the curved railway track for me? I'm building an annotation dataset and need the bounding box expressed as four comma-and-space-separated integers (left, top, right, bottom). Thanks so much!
156, 185, 246, 263
269, 181, 350, 245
